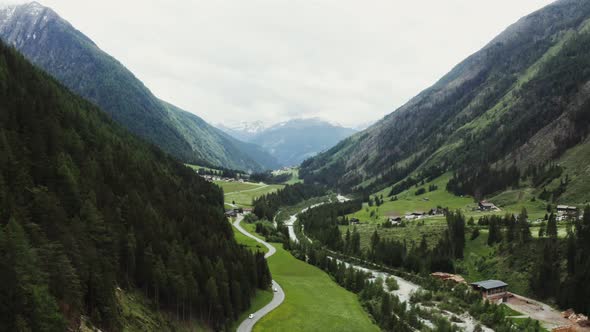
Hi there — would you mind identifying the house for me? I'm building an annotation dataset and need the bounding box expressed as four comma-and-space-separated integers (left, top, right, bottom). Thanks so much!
388, 216, 402, 226
350, 218, 360, 225
470, 280, 508, 299
557, 205, 578, 218
225, 210, 238, 218
479, 201, 496, 211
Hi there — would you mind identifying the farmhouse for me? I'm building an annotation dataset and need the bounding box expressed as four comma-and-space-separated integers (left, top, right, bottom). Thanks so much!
225, 210, 238, 218
557, 205, 578, 218
388, 215, 402, 226
470, 280, 508, 299
478, 201, 497, 211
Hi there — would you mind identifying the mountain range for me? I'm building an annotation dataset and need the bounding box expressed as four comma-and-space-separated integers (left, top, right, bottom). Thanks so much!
220, 118, 357, 167
301, 0, 590, 204
0, 1, 279, 172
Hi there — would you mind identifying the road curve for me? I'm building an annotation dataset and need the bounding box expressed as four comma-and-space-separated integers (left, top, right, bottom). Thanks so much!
233, 215, 285, 332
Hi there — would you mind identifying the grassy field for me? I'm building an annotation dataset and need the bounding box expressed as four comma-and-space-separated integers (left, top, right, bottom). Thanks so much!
272, 168, 302, 185
215, 181, 284, 208
231, 220, 268, 253
254, 245, 379, 332
339, 218, 448, 250
353, 173, 550, 225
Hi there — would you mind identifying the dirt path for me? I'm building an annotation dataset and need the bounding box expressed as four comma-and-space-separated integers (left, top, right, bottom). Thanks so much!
505, 294, 590, 331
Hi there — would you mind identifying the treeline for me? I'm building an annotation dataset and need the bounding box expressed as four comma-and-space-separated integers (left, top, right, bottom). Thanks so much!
550, 206, 590, 315
480, 209, 532, 246
288, 243, 423, 332
446, 165, 520, 199
252, 183, 326, 220
0, 41, 270, 330
196, 166, 246, 179
249, 171, 291, 184
474, 208, 590, 316
387, 165, 445, 197
299, 202, 465, 274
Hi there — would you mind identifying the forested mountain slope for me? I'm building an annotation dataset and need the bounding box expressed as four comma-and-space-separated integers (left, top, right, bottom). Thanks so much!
0, 1, 278, 172
0, 39, 270, 330
301, 0, 590, 202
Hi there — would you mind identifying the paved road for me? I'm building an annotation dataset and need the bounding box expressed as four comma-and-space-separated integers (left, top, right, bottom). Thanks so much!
233, 215, 284, 332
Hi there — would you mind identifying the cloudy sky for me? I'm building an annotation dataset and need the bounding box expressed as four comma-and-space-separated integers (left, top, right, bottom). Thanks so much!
8, 0, 555, 127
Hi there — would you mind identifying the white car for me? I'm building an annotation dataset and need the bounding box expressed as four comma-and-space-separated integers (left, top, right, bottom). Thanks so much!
273, 287, 278, 292
248, 314, 254, 319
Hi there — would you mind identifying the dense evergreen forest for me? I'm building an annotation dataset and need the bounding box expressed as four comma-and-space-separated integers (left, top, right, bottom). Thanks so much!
0, 41, 270, 331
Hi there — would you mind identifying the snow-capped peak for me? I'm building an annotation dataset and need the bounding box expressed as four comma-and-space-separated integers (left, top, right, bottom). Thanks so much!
222, 120, 269, 134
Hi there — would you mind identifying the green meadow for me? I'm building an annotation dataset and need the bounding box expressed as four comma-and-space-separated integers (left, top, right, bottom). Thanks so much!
254, 245, 379, 332
215, 181, 284, 207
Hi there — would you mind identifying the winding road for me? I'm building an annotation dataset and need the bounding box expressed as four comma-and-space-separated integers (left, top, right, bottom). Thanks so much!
233, 215, 285, 332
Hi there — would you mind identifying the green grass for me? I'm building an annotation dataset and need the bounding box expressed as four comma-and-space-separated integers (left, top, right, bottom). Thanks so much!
216, 181, 284, 208
351, 174, 475, 224
340, 218, 448, 250
254, 245, 379, 332
231, 220, 268, 253
489, 188, 548, 219
273, 168, 302, 185
552, 136, 590, 205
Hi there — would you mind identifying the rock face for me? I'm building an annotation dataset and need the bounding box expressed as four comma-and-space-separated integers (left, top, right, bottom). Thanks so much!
0, 2, 278, 172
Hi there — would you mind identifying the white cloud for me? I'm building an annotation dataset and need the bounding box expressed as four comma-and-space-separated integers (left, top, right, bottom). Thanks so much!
35, 0, 554, 127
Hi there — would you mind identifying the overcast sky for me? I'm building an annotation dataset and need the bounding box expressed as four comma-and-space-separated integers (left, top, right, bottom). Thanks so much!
8, 0, 556, 127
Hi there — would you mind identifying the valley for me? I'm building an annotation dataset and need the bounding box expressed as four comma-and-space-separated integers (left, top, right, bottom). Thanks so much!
1, 0, 590, 331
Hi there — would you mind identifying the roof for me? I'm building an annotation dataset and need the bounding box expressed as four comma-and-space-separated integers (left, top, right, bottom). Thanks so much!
480, 202, 495, 207
470, 280, 508, 290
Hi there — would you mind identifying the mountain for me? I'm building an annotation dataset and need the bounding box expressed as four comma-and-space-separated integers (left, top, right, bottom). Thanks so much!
301, 0, 590, 203
0, 1, 277, 172
0, 39, 270, 330
222, 118, 357, 167
217, 120, 269, 141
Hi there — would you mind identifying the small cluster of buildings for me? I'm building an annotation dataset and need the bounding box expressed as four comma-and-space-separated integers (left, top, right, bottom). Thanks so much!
202, 175, 246, 183
224, 208, 252, 218
384, 208, 445, 226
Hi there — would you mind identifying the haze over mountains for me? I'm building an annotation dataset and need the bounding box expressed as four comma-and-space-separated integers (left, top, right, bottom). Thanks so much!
0, 1, 280, 172
302, 0, 590, 204
220, 118, 357, 166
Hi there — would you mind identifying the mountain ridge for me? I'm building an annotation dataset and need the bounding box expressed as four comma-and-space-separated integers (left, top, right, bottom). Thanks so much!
301, 0, 590, 203
0, 1, 278, 172
220, 118, 357, 167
